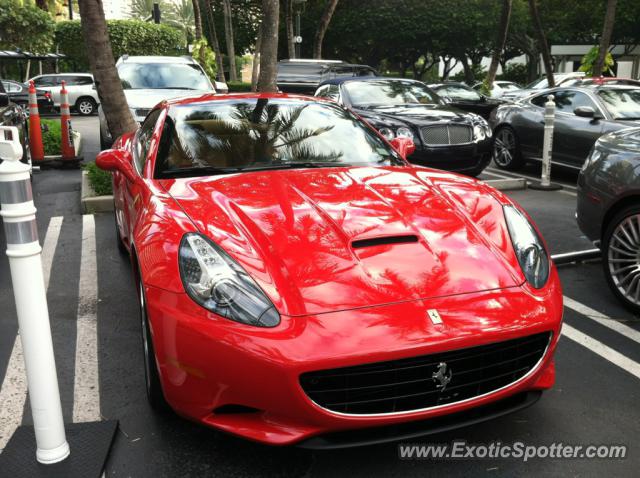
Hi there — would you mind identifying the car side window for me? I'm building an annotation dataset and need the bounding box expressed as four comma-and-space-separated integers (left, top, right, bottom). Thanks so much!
33, 76, 58, 87
315, 85, 329, 97
67, 76, 93, 86
553, 91, 597, 113
530, 94, 549, 108
133, 109, 162, 173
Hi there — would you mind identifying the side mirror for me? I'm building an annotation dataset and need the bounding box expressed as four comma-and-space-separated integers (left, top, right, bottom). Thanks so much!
96, 149, 136, 182
574, 106, 598, 118
390, 136, 416, 159
0, 93, 9, 108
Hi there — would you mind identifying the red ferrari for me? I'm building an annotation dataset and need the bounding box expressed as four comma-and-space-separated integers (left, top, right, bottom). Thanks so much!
96, 93, 563, 449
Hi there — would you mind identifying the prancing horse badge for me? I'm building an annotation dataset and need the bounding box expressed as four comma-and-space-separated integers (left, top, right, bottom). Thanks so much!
427, 309, 443, 325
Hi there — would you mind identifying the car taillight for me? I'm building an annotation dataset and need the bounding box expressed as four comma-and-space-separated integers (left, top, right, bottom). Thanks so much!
44, 92, 51, 99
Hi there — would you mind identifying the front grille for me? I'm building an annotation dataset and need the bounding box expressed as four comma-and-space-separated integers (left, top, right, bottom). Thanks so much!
300, 332, 551, 415
421, 124, 473, 145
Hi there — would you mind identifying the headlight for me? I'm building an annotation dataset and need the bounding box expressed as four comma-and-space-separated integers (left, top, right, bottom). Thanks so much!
378, 127, 395, 140
396, 127, 414, 140
504, 206, 550, 289
178, 233, 280, 327
473, 124, 486, 140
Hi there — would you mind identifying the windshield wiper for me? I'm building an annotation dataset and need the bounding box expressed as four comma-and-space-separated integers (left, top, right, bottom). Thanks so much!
158, 166, 242, 178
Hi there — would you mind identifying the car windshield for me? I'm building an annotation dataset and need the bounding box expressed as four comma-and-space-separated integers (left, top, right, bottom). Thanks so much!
444, 85, 482, 101
343, 80, 442, 108
118, 62, 211, 90
499, 83, 520, 91
154, 98, 403, 178
597, 89, 640, 119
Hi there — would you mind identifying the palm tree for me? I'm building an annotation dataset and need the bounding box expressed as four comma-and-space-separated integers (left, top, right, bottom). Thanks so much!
77, 0, 137, 139
485, 0, 513, 91
129, 0, 167, 20
257, 0, 279, 92
222, 0, 238, 82
528, 0, 555, 88
166, 0, 195, 43
204, 0, 226, 83
593, 0, 618, 76
313, 0, 339, 59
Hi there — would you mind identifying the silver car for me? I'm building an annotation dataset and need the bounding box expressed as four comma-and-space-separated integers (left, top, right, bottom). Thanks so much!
577, 127, 640, 312
99, 55, 216, 149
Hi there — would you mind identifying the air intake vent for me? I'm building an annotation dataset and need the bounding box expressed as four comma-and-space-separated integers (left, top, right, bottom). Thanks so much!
352, 235, 419, 249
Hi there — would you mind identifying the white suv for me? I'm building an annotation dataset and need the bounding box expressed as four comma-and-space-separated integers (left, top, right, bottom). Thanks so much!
29, 73, 99, 115
99, 55, 216, 149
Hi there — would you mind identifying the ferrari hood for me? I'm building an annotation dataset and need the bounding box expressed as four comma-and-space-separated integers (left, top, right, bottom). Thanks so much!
161, 167, 522, 316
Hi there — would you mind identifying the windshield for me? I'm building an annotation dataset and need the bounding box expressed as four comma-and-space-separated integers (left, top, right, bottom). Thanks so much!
344, 80, 442, 108
499, 82, 520, 91
154, 99, 403, 178
118, 62, 211, 90
525, 77, 549, 89
443, 85, 482, 101
597, 89, 640, 119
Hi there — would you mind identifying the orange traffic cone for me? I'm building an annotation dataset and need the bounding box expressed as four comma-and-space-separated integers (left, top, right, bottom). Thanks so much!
28, 81, 44, 162
59, 80, 76, 161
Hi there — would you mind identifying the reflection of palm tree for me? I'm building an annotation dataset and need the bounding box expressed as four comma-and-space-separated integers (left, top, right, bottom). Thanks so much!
129, 0, 167, 19
180, 100, 344, 167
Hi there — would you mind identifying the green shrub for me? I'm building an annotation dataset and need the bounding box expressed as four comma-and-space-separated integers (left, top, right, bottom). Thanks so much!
0, 0, 55, 53
85, 162, 113, 196
192, 38, 217, 80
41, 119, 62, 156
498, 63, 528, 86
56, 20, 186, 71
227, 81, 252, 92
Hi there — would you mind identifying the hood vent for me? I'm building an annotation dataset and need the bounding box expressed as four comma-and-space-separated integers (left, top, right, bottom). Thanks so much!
352, 235, 419, 249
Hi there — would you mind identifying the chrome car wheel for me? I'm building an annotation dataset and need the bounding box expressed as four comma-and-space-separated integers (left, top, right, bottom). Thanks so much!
492, 127, 523, 170
138, 279, 169, 410
76, 98, 95, 116
606, 213, 640, 309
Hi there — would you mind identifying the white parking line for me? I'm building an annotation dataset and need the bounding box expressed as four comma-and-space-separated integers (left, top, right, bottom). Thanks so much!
564, 296, 640, 345
562, 323, 640, 380
73, 215, 101, 423
0, 216, 63, 450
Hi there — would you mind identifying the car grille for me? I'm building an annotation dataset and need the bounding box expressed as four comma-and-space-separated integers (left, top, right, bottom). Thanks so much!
135, 108, 151, 118
421, 124, 473, 145
300, 332, 551, 415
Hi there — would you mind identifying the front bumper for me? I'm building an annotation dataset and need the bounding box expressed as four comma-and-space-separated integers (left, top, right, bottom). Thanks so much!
407, 137, 492, 175
144, 271, 562, 447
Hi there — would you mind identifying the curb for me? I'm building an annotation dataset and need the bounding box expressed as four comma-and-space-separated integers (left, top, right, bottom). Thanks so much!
484, 178, 527, 191
81, 171, 114, 214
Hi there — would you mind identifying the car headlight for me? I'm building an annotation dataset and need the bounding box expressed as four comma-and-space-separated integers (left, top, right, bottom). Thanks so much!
178, 233, 280, 327
504, 206, 550, 289
473, 117, 492, 140
378, 127, 395, 140
396, 127, 414, 140
473, 123, 486, 140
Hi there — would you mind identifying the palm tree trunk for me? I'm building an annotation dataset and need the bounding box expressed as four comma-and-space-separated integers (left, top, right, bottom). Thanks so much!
251, 22, 263, 91
205, 0, 226, 83
257, 0, 279, 92
313, 0, 339, 59
222, 0, 238, 82
528, 0, 555, 87
77, 0, 136, 140
485, 0, 512, 90
192, 0, 203, 40
593, 0, 617, 76
284, 0, 295, 59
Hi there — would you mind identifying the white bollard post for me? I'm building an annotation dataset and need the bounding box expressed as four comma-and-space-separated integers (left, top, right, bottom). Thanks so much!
541, 94, 555, 187
0, 126, 70, 464
529, 94, 562, 191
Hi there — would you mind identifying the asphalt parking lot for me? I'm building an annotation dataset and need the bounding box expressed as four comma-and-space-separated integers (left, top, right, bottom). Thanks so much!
0, 117, 639, 476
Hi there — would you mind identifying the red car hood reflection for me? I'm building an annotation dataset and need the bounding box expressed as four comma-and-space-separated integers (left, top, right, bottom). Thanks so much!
160, 166, 521, 316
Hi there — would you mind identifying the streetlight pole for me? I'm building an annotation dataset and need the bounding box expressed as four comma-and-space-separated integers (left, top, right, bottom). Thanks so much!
293, 0, 307, 59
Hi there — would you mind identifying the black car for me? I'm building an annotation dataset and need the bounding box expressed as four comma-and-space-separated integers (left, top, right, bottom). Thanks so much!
314, 77, 493, 176
0, 82, 30, 166
1, 79, 54, 115
490, 85, 640, 170
277, 59, 377, 94
577, 127, 640, 312
428, 81, 504, 120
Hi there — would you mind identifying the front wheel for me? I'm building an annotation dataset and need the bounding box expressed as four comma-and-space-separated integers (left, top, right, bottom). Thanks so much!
602, 205, 640, 313
76, 97, 96, 116
492, 126, 525, 171
139, 279, 170, 412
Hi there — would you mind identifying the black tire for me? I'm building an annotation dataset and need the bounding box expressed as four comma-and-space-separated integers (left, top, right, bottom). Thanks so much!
602, 204, 640, 314
492, 126, 525, 171
114, 209, 127, 255
75, 97, 96, 116
138, 278, 170, 412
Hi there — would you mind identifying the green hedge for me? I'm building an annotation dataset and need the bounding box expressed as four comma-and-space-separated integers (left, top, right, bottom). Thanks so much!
56, 20, 186, 71
227, 81, 252, 92
0, 0, 55, 54
84, 162, 113, 196
41, 119, 61, 156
